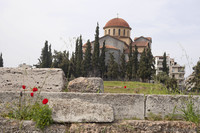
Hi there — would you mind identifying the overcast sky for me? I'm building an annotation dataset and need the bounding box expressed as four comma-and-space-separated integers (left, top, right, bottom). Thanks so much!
0, 0, 200, 77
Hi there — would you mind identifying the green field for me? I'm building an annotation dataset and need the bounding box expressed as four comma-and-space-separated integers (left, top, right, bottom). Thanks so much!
104, 81, 174, 95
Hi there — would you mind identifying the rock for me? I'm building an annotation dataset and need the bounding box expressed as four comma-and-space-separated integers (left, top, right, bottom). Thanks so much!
0, 67, 66, 92
69, 120, 197, 133
67, 77, 104, 93
48, 98, 114, 122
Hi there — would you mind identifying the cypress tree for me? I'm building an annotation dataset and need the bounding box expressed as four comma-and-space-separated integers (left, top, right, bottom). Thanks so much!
120, 52, 126, 79
99, 40, 106, 78
0, 53, 3, 67
107, 53, 119, 80
146, 45, 155, 81
83, 40, 92, 76
132, 45, 139, 79
68, 52, 75, 80
38, 41, 52, 68
76, 35, 83, 77
127, 44, 133, 80
92, 23, 100, 76
138, 49, 148, 82
75, 38, 79, 63
162, 52, 169, 75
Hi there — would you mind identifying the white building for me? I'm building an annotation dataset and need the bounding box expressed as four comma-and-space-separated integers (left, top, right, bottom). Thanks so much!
154, 55, 185, 88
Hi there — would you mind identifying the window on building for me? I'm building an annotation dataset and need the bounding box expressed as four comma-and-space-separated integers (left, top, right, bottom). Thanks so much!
105, 30, 107, 34
118, 29, 120, 36
108, 29, 110, 35
113, 29, 115, 35
123, 29, 125, 36
127, 30, 129, 36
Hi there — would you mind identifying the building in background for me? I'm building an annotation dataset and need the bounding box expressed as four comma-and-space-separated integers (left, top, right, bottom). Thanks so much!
169, 58, 185, 88
155, 55, 185, 88
83, 17, 151, 64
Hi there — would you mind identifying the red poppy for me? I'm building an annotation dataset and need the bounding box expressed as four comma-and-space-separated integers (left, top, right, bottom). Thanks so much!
124, 86, 126, 88
33, 87, 38, 92
30, 92, 34, 97
42, 98, 48, 104
22, 85, 26, 89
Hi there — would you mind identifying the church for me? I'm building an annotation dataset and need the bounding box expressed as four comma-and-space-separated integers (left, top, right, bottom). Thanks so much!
83, 17, 152, 64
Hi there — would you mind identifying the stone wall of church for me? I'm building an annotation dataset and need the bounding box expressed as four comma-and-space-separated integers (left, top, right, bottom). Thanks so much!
98, 35, 124, 53
105, 49, 120, 64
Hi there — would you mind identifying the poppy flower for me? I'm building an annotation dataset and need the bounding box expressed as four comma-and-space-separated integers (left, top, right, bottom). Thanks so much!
22, 85, 26, 89
42, 98, 48, 104
124, 86, 127, 88
30, 92, 34, 97
33, 87, 38, 92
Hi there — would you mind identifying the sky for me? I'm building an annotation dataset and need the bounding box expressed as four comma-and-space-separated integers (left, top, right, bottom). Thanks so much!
0, 0, 200, 77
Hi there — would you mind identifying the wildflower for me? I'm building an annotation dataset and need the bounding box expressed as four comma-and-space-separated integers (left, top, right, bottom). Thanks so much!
30, 92, 34, 97
33, 87, 38, 92
42, 98, 48, 104
22, 85, 26, 89
124, 86, 126, 88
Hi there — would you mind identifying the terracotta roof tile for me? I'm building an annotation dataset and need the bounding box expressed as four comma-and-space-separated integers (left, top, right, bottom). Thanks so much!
100, 45, 120, 50
104, 18, 131, 29
132, 41, 149, 47
134, 36, 152, 42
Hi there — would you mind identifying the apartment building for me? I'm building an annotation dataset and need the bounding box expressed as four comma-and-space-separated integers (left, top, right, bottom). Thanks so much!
155, 55, 185, 88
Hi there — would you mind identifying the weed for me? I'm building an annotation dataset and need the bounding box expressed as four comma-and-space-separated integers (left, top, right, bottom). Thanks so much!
146, 112, 162, 121
180, 98, 200, 124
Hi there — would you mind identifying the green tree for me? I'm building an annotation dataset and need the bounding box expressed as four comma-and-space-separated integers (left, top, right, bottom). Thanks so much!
76, 35, 83, 77
52, 50, 69, 77
162, 52, 169, 75
82, 40, 92, 77
138, 49, 148, 82
126, 44, 133, 80
92, 23, 100, 76
193, 60, 200, 90
99, 40, 106, 78
38, 41, 52, 68
68, 52, 76, 80
0, 53, 3, 67
120, 52, 126, 79
132, 45, 139, 79
107, 53, 119, 80
146, 45, 155, 81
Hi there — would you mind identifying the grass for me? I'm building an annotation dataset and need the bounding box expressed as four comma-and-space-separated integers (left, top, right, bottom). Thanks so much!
104, 81, 176, 95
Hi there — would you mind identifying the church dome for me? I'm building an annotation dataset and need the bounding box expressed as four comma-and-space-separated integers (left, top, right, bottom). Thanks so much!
104, 18, 131, 29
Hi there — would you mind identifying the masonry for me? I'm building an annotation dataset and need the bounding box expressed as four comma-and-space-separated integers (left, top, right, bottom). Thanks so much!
1, 91, 200, 121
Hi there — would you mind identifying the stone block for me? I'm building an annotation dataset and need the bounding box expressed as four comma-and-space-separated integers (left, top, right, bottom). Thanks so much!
48, 98, 114, 122
0, 67, 66, 92
67, 77, 104, 93
145, 95, 200, 118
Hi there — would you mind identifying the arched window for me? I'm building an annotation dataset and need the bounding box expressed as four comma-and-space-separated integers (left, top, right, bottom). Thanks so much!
123, 29, 125, 36
105, 30, 107, 35
127, 30, 129, 36
118, 29, 120, 36
113, 29, 115, 35
108, 29, 110, 35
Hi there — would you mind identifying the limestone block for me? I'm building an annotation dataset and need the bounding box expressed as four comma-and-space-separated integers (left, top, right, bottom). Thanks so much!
0, 67, 66, 92
145, 95, 200, 118
48, 98, 114, 122
67, 77, 104, 93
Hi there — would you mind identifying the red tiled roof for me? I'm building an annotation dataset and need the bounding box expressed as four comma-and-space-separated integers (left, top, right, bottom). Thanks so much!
103, 18, 131, 29
134, 36, 152, 42
100, 45, 119, 50
131, 41, 149, 47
